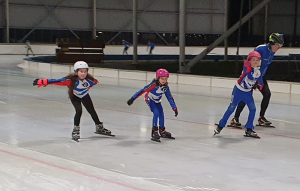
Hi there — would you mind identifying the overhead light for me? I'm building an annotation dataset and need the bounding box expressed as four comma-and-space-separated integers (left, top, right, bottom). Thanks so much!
98, 31, 103, 34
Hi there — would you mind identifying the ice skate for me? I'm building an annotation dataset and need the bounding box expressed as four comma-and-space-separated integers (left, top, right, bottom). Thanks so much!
151, 126, 161, 142
94, 122, 115, 137
227, 117, 242, 128
159, 127, 175, 139
213, 124, 223, 136
256, 116, 274, 128
244, 128, 260, 139
72, 126, 80, 142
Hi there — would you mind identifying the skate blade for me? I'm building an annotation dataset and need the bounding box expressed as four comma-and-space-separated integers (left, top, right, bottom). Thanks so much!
243, 135, 260, 139
72, 138, 79, 142
256, 124, 275, 128
151, 138, 161, 142
94, 132, 116, 137
161, 136, 175, 139
227, 125, 242, 129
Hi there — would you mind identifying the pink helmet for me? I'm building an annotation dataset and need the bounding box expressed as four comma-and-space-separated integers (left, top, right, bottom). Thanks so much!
247, 51, 261, 61
156, 68, 169, 78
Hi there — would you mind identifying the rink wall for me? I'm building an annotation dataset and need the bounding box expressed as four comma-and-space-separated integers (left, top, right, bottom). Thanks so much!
19, 59, 300, 95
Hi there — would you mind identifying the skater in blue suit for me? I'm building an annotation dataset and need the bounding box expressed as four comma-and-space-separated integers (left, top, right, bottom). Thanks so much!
127, 69, 178, 142
214, 51, 263, 138
122, 40, 130, 55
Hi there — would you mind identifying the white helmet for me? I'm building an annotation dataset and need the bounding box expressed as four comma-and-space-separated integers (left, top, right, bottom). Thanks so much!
74, 61, 89, 72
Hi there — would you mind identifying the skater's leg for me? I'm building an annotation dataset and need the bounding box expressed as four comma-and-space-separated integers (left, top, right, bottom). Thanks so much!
147, 99, 159, 127
81, 94, 101, 124
234, 101, 246, 119
244, 95, 256, 130
71, 96, 82, 140
219, 87, 241, 128
71, 96, 82, 126
82, 94, 111, 134
157, 103, 164, 128
259, 78, 271, 117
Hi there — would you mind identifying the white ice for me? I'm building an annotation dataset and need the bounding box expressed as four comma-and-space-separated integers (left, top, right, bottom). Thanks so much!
1, 55, 300, 191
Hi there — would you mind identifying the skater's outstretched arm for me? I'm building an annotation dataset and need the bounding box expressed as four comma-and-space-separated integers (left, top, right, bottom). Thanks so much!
127, 81, 156, 105
164, 86, 178, 116
33, 77, 71, 88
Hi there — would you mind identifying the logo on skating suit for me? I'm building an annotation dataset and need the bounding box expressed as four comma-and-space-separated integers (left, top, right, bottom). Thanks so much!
82, 82, 89, 87
252, 69, 261, 78
156, 86, 167, 93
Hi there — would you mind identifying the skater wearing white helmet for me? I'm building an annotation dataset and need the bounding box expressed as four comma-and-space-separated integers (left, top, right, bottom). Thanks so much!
33, 61, 113, 141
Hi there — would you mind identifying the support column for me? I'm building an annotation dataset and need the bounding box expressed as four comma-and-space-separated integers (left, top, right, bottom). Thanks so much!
5, 0, 9, 43
179, 0, 185, 72
93, 0, 97, 39
224, 0, 228, 61
264, 4, 268, 43
294, 0, 298, 36
133, 0, 138, 64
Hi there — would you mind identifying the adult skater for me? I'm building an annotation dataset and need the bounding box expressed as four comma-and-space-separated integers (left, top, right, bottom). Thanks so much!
230, 33, 284, 127
33, 61, 113, 141
214, 51, 263, 138
127, 69, 178, 142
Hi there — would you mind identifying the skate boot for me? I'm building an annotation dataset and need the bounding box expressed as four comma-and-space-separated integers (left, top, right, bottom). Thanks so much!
258, 116, 272, 126
95, 122, 113, 136
72, 126, 80, 142
151, 126, 161, 142
159, 127, 175, 139
229, 117, 242, 127
213, 124, 223, 136
244, 128, 260, 139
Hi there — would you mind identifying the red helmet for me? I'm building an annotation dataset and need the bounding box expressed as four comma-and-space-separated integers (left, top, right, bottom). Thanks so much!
156, 68, 169, 78
247, 51, 261, 61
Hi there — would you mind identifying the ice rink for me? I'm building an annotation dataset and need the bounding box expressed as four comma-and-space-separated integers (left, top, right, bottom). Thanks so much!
1, 55, 300, 191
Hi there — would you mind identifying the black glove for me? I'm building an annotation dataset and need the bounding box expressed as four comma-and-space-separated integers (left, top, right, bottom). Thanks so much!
33, 79, 39, 86
127, 97, 135, 106
174, 109, 178, 117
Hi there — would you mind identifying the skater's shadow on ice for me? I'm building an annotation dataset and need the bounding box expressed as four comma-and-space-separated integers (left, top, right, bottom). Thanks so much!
213, 136, 248, 145
112, 140, 152, 147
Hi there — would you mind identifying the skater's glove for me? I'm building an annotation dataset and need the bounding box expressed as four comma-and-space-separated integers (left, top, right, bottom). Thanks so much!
33, 79, 48, 87
127, 97, 135, 106
174, 109, 178, 117
258, 84, 264, 91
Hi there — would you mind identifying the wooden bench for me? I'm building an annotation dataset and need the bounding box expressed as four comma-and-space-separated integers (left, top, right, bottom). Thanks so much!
56, 39, 105, 63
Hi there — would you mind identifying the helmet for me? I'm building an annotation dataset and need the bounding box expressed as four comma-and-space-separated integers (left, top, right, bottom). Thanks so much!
74, 61, 88, 72
269, 33, 284, 47
247, 51, 261, 61
156, 68, 169, 78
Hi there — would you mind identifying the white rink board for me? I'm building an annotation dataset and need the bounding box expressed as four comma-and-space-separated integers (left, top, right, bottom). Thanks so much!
19, 60, 300, 94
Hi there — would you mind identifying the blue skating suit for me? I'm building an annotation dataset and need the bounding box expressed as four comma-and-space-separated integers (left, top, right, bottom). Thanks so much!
255, 44, 275, 77
47, 77, 97, 98
132, 81, 177, 127
219, 65, 264, 129
124, 41, 130, 50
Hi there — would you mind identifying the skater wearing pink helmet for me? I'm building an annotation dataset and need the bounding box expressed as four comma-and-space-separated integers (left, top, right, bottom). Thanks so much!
214, 51, 263, 138
127, 69, 178, 142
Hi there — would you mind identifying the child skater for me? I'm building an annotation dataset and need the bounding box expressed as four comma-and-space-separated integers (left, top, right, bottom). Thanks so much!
127, 69, 178, 142
214, 51, 263, 138
33, 61, 113, 141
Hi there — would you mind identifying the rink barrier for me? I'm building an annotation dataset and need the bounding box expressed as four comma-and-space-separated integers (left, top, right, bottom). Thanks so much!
19, 59, 300, 95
